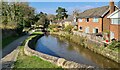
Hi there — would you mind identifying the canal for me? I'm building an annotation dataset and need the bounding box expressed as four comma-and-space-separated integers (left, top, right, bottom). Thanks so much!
35, 35, 119, 68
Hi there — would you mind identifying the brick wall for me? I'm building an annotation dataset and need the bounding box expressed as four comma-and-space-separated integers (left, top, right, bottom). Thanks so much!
78, 18, 102, 33
103, 11, 111, 32
110, 24, 120, 41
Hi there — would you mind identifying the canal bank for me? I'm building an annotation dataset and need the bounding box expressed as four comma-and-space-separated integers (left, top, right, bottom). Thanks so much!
24, 34, 94, 68
50, 31, 120, 64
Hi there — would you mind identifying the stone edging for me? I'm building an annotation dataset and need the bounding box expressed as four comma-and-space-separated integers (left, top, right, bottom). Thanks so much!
24, 35, 95, 68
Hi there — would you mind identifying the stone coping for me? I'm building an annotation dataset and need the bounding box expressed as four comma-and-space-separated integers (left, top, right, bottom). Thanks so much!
24, 35, 95, 68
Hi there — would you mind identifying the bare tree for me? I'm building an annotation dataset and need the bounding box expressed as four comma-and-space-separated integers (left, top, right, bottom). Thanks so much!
72, 9, 81, 17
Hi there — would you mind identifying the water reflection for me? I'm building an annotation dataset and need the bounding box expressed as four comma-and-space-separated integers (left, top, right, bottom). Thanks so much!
35, 35, 119, 68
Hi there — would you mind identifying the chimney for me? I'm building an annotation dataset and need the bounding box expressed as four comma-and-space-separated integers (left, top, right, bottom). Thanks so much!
109, 0, 115, 14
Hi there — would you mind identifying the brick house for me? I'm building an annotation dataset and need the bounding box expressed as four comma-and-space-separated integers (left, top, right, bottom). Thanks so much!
107, 10, 120, 41
77, 1, 118, 34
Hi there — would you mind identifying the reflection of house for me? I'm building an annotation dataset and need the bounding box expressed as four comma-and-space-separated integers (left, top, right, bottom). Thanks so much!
62, 15, 77, 27
77, 1, 118, 34
107, 10, 120, 41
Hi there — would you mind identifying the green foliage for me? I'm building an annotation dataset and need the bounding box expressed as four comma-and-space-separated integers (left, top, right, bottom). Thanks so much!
32, 32, 43, 35
48, 24, 60, 32
108, 41, 120, 52
35, 12, 50, 28
49, 24, 59, 29
56, 7, 68, 20
1, 2, 35, 34
64, 25, 73, 33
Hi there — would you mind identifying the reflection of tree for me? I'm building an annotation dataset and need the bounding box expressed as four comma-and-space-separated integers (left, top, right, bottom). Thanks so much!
53, 35, 74, 52
67, 42, 76, 51
52, 35, 66, 47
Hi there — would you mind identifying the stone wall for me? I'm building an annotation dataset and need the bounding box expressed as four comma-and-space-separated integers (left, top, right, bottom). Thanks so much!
51, 31, 120, 63
24, 35, 95, 68
73, 31, 104, 43
86, 39, 120, 63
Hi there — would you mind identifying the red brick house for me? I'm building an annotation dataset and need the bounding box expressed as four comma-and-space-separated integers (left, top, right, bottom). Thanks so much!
107, 10, 120, 41
77, 1, 118, 34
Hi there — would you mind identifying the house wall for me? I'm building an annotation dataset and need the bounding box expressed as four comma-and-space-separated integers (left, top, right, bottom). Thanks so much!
103, 11, 111, 32
110, 24, 120, 41
102, 6, 118, 32
78, 18, 102, 33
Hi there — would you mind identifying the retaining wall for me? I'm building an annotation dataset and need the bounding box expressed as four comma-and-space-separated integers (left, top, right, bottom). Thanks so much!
51, 32, 120, 63
24, 35, 95, 68
86, 39, 120, 63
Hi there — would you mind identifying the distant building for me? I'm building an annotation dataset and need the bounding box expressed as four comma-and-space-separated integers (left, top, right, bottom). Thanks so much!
62, 15, 77, 27
77, 1, 118, 34
107, 9, 120, 41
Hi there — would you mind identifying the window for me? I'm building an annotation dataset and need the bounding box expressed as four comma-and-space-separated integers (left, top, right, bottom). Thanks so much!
111, 19, 120, 24
93, 28, 98, 33
93, 18, 99, 22
110, 31, 115, 40
78, 19, 82, 22
86, 18, 89, 22
79, 26, 82, 30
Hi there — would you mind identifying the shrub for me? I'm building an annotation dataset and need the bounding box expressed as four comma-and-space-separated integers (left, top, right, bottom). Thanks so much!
64, 25, 73, 33
48, 24, 60, 32
108, 41, 120, 51
48, 24, 59, 29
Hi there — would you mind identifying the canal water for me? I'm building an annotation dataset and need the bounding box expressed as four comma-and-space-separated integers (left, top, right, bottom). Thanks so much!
35, 35, 119, 68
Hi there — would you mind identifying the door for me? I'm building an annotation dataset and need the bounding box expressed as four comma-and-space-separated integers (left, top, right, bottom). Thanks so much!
85, 27, 89, 33
93, 28, 98, 33
110, 31, 114, 40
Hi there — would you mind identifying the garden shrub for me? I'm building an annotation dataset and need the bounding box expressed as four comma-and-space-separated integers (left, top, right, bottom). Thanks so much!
108, 41, 120, 51
64, 25, 73, 33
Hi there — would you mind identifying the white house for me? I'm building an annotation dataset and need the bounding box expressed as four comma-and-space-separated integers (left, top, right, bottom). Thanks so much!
107, 9, 120, 41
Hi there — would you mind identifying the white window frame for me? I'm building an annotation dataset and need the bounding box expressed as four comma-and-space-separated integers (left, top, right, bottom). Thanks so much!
78, 18, 82, 22
93, 18, 99, 22
111, 18, 120, 25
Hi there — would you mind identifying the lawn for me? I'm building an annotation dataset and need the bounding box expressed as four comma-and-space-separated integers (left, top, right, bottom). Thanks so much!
13, 46, 62, 69
32, 32, 43, 35
2, 35, 21, 49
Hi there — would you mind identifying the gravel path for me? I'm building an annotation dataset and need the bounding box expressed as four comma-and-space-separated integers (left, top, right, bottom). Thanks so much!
0, 35, 28, 69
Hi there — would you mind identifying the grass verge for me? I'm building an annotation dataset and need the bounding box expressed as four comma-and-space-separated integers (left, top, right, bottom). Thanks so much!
13, 46, 61, 68
32, 32, 43, 35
